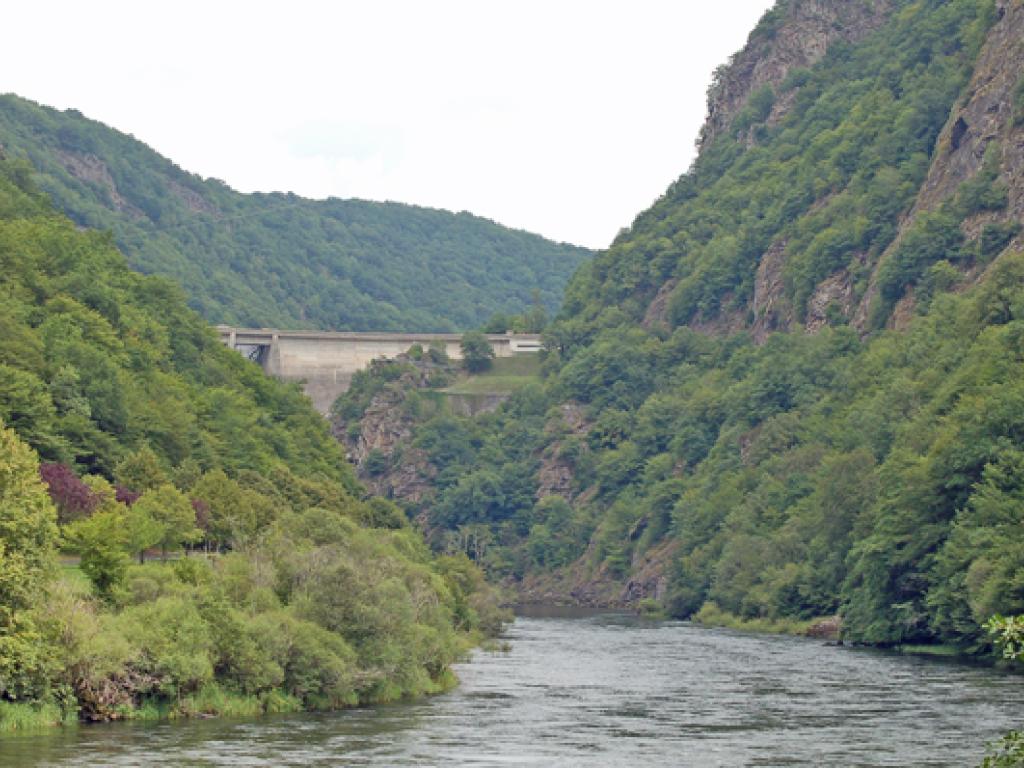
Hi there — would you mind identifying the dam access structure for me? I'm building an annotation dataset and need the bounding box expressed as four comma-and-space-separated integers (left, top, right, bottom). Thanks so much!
217, 326, 543, 413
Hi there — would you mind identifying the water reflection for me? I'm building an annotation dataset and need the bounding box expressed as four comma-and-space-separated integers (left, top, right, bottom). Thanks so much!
3, 613, 1022, 767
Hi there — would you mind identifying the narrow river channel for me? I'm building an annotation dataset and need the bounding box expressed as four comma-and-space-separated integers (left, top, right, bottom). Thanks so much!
4, 610, 1022, 767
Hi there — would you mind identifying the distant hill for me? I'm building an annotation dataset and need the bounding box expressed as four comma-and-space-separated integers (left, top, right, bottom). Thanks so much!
0, 94, 592, 331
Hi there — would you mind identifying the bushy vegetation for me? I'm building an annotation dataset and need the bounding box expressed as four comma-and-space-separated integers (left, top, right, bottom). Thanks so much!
0, 94, 591, 332
0, 158, 504, 727
355, 249, 1024, 653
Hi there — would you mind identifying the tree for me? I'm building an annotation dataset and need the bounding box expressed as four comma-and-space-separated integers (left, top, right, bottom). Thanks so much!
65, 510, 130, 597
115, 445, 168, 493
460, 331, 495, 373
133, 484, 202, 559
520, 289, 548, 333
0, 422, 58, 620
38, 462, 101, 524
192, 470, 256, 548
0, 422, 59, 699
122, 502, 163, 564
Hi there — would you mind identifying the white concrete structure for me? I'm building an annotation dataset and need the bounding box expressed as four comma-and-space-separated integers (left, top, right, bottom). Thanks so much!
216, 326, 542, 413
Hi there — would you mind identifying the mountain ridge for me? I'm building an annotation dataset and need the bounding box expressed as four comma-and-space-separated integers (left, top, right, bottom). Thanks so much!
0, 93, 592, 332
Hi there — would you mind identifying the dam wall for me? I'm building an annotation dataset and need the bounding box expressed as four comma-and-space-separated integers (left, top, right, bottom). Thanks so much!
217, 326, 542, 413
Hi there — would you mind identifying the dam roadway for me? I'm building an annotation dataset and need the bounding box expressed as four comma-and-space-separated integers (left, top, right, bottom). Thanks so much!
216, 326, 542, 413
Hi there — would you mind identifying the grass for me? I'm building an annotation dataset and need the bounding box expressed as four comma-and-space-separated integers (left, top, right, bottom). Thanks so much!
443, 355, 541, 395
59, 563, 94, 596
693, 602, 830, 636
0, 701, 75, 732
177, 684, 303, 719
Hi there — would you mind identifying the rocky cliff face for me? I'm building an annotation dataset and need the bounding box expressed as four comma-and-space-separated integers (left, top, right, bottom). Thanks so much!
533, 0, 1024, 610
700, 0, 895, 149
687, 0, 1024, 339
854, 0, 1024, 329
331, 358, 445, 504
535, 403, 590, 502
906, 0, 1024, 224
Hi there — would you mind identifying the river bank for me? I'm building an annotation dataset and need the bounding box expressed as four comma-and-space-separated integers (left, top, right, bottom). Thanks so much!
0, 671, 461, 735
1, 612, 1020, 767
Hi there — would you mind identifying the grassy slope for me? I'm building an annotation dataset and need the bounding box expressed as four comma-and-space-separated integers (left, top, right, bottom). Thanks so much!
443, 356, 542, 395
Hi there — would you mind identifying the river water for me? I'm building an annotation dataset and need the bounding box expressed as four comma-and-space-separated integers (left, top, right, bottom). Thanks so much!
3, 610, 1022, 767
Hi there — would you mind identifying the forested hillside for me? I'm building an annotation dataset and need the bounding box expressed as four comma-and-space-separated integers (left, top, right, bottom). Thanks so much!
335, 0, 1024, 653
0, 94, 591, 331
0, 156, 502, 729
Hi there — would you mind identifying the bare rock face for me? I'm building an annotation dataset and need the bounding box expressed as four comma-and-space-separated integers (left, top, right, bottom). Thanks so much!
751, 239, 793, 342
855, 0, 1024, 329
168, 179, 219, 216
700, 0, 895, 149
908, 0, 1024, 224
641, 279, 678, 331
804, 268, 854, 333
57, 150, 145, 219
889, 289, 917, 334
331, 357, 446, 503
621, 539, 679, 604
536, 403, 590, 502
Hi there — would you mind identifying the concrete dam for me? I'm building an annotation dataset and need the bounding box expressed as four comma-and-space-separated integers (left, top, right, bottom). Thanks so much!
217, 326, 543, 413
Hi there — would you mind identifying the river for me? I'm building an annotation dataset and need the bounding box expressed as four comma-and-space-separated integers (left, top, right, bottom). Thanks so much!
3, 610, 1022, 767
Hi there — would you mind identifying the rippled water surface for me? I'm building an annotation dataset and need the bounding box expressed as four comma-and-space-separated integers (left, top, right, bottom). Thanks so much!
4, 611, 1023, 767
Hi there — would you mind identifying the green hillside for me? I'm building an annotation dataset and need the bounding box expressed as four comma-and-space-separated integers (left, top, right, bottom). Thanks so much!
336, 0, 1024, 653
0, 94, 591, 332
0, 156, 502, 728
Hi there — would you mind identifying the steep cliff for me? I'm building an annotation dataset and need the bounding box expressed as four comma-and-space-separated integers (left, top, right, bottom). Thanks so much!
700, 0, 896, 149
854, 0, 1024, 328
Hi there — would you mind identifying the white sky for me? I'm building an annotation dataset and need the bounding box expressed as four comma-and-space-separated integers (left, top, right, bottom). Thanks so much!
1, 1, 774, 249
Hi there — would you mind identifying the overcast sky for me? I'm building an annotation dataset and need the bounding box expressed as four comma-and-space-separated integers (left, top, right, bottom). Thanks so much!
1, 1, 774, 249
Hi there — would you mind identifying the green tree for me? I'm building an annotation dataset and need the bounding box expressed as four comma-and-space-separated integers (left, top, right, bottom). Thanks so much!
123, 502, 164, 564
134, 483, 202, 559
0, 422, 58, 620
192, 470, 256, 548
115, 445, 168, 493
65, 510, 130, 597
460, 332, 495, 373
979, 616, 1024, 767
0, 422, 59, 699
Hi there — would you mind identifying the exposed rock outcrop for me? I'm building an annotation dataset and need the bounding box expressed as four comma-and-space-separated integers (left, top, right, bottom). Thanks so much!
57, 150, 145, 218
621, 540, 679, 604
804, 268, 854, 333
854, 0, 1024, 329
536, 403, 590, 502
751, 239, 793, 342
331, 356, 449, 503
641, 279, 677, 331
907, 0, 1024, 225
168, 179, 219, 216
700, 0, 896, 149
